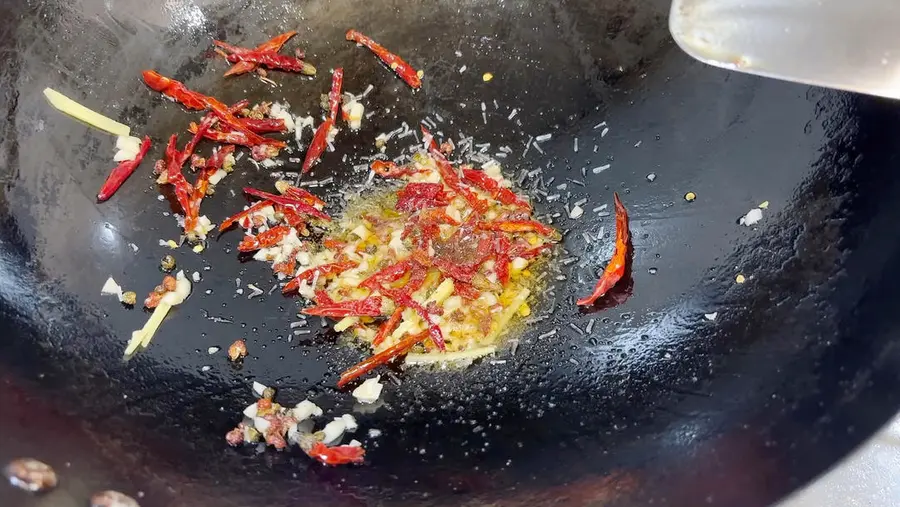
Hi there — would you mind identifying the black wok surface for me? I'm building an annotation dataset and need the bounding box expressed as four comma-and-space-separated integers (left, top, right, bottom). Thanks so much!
4, 0, 900, 506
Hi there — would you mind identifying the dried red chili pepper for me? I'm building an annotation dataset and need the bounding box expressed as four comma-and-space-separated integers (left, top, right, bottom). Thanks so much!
302, 296, 383, 317
477, 219, 559, 238
577, 193, 631, 306
454, 282, 482, 300
189, 144, 235, 222
272, 255, 297, 277
421, 127, 488, 213
371, 307, 403, 347
277, 182, 327, 207
238, 225, 292, 252
217, 46, 316, 75
188, 123, 252, 147
337, 330, 428, 388
142, 70, 281, 148
389, 291, 445, 351
219, 200, 272, 231
243, 187, 331, 221
395, 182, 450, 212
220, 31, 297, 77
283, 261, 358, 294
97, 136, 151, 202
346, 29, 421, 89
142, 70, 207, 110
360, 259, 414, 290
493, 234, 513, 285
240, 118, 286, 133
328, 68, 343, 121
301, 118, 333, 174
277, 206, 309, 235
461, 168, 531, 211
370, 160, 420, 178
306, 441, 365, 466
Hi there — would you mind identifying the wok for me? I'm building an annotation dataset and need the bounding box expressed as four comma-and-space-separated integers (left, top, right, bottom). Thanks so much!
3, 0, 900, 506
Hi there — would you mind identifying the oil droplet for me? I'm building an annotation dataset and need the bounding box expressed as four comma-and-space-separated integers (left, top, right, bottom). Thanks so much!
684, 191, 696, 202
648, 267, 658, 275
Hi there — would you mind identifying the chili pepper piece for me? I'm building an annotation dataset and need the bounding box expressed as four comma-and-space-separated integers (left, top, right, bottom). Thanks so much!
142, 70, 208, 110
346, 29, 421, 89
328, 68, 343, 122
461, 168, 532, 211
302, 296, 383, 317
276, 181, 327, 207
220, 200, 272, 231
477, 219, 559, 239
577, 193, 631, 306
372, 307, 404, 347
283, 261, 358, 294
97, 136, 152, 202
223, 51, 316, 75
143, 70, 281, 148
301, 119, 334, 174
243, 187, 331, 221
391, 292, 445, 351
493, 234, 513, 285
307, 441, 365, 466
189, 123, 252, 147
360, 259, 413, 290
240, 117, 286, 134
420, 127, 488, 213
220, 31, 297, 77
337, 331, 427, 388
238, 225, 292, 252
371, 160, 420, 178
395, 182, 450, 212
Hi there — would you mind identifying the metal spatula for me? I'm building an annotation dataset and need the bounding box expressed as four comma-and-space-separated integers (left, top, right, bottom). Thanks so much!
669, 0, 900, 99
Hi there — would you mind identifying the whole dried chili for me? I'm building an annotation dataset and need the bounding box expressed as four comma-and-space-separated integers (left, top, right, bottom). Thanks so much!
301, 119, 333, 174
220, 31, 297, 77
395, 182, 450, 212
345, 29, 421, 89
97, 136, 152, 202
461, 168, 531, 211
306, 441, 365, 466
238, 225, 292, 252
283, 261, 358, 294
328, 68, 343, 122
302, 296, 383, 317
219, 200, 272, 231
577, 193, 631, 306
337, 330, 428, 388
243, 187, 331, 221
